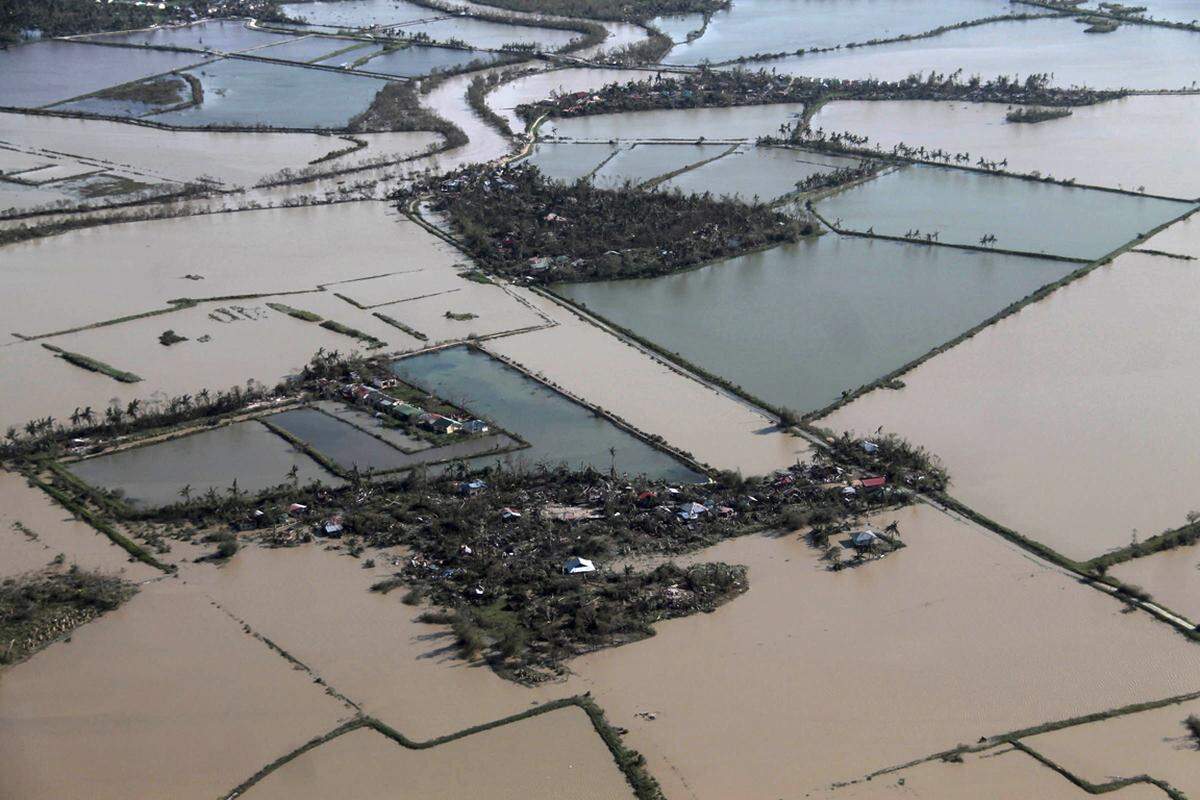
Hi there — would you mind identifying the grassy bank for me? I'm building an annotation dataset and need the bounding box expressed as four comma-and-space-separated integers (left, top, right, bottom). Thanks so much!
41, 344, 143, 383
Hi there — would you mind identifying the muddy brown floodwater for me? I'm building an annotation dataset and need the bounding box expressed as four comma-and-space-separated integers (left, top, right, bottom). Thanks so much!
823, 747, 1167, 800
0, 470, 160, 581
1025, 697, 1200, 798
1111, 546, 1200, 622
0, 581, 352, 800
820, 220, 1200, 562
557, 504, 1200, 798
242, 707, 635, 800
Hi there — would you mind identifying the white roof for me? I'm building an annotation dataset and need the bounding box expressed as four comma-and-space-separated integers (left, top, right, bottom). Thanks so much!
564, 556, 596, 574
852, 531, 878, 546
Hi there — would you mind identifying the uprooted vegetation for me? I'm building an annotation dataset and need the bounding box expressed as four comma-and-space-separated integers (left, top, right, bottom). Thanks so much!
398, 162, 804, 282
0, 567, 136, 665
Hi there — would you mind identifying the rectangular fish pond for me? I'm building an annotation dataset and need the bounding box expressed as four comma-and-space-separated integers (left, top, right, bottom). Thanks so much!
389, 346, 704, 482
552, 234, 1082, 415
816, 164, 1195, 260
262, 405, 523, 474
151, 58, 389, 129
66, 420, 342, 508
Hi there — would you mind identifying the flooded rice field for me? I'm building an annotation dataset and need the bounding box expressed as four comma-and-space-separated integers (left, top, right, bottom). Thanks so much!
280, 0, 432, 28
525, 142, 733, 187
562, 504, 1200, 798
1110, 546, 1200, 622
823, 748, 1168, 799
242, 709, 635, 800
153, 58, 388, 129
485, 291, 812, 475
352, 43, 503, 77
80, 19, 297, 53
650, 12, 706, 42
810, 96, 1200, 199
1025, 697, 1200, 798
185, 543, 564, 739
390, 346, 703, 481
524, 141, 619, 182
398, 16, 580, 50
760, 16, 1200, 91
817, 164, 1194, 259
543, 101, 807, 141
0, 581, 353, 800
819, 228, 1200, 561
0, 203, 438, 337
591, 142, 732, 188
68, 420, 340, 507
662, 0, 1013, 64
250, 33, 362, 63
0, 470, 159, 581
554, 235, 1075, 413
0, 41, 206, 108
658, 144, 860, 201
0, 111, 440, 188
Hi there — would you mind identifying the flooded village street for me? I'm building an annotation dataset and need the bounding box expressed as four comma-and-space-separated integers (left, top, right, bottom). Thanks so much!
3, 1, 1200, 798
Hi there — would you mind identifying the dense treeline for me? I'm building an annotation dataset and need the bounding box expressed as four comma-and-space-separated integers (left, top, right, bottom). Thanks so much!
463, 0, 727, 22
0, 0, 290, 43
402, 162, 801, 282
349, 81, 467, 143
518, 68, 1126, 122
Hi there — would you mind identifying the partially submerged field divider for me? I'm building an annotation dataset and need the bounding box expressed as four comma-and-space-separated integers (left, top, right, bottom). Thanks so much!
24, 472, 173, 573
222, 695, 665, 800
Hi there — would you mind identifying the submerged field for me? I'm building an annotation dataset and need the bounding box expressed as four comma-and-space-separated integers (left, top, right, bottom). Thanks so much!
555, 235, 1078, 413
819, 219, 1200, 561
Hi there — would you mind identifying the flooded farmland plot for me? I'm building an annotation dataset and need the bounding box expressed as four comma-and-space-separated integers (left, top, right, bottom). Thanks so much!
0, 112, 441, 189
0, 203, 440, 338
390, 346, 703, 481
658, 144, 862, 201
242, 709, 635, 800
0, 41, 207, 108
555, 235, 1076, 414
485, 291, 813, 475
524, 141, 620, 182
352, 43, 505, 77
822, 748, 1169, 800
67, 420, 341, 507
185, 543, 565, 739
809, 96, 1200, 199
819, 232, 1200, 562
280, 0, 433, 28
1023, 697, 1200, 799
0, 581, 353, 800
590, 142, 734, 188
152, 58, 389, 129
80, 19, 299, 53
525, 142, 733, 188
562, 504, 1200, 798
1110, 546, 1200, 622
760, 16, 1200, 90
0, 470, 160, 581
543, 102, 807, 141
662, 0, 1013, 64
4, 0, 1200, 796
816, 164, 1194, 259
